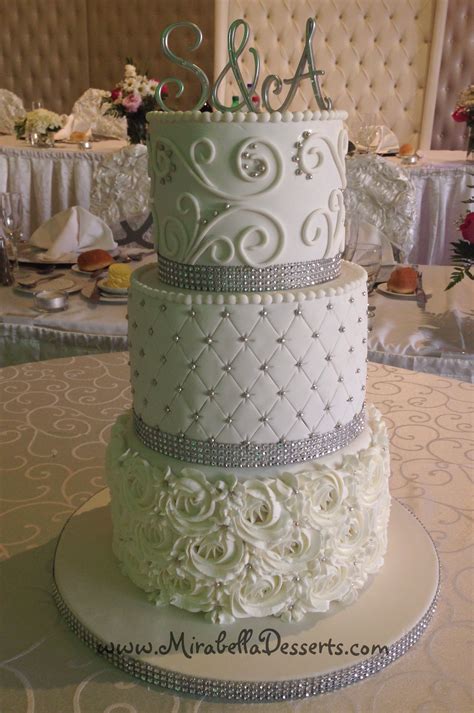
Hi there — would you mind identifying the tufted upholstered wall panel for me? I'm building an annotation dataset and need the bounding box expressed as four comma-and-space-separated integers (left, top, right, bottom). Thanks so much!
86, 0, 214, 111
214, 0, 447, 149
0, 0, 89, 114
431, 0, 474, 149
0, 0, 214, 114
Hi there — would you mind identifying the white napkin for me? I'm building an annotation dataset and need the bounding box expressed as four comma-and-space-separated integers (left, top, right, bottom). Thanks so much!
54, 114, 92, 141
369, 126, 399, 155
30, 206, 117, 259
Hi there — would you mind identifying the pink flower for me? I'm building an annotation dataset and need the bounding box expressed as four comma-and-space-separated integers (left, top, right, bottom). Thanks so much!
122, 92, 142, 113
111, 87, 122, 102
452, 107, 468, 123
460, 212, 474, 243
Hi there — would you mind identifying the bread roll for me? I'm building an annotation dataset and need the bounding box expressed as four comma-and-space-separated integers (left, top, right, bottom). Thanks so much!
77, 249, 114, 272
387, 266, 417, 294
399, 143, 414, 157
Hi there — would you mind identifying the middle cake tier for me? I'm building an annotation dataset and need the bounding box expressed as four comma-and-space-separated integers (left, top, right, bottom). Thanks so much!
129, 262, 367, 464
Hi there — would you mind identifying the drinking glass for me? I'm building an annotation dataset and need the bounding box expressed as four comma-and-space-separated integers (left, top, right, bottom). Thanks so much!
0, 193, 24, 271
350, 113, 379, 153
342, 213, 359, 262
353, 243, 382, 293
31, 100, 43, 110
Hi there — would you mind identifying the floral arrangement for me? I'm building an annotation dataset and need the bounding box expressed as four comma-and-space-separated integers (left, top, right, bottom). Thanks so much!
452, 84, 474, 159
14, 108, 62, 140
102, 59, 166, 144
446, 173, 474, 289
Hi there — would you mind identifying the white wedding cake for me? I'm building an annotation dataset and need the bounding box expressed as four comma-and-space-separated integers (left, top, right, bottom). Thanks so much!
106, 109, 390, 623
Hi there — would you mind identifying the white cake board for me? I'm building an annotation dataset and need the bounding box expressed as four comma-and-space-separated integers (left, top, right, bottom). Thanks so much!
53, 490, 439, 703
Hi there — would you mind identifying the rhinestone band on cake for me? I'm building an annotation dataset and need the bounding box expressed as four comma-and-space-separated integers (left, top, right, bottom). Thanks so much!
157, 253, 342, 292
133, 407, 365, 467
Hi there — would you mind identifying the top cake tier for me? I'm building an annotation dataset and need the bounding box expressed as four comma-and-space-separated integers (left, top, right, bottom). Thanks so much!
147, 110, 348, 292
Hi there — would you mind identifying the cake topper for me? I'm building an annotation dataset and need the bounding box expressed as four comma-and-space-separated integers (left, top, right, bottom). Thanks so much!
156, 17, 332, 113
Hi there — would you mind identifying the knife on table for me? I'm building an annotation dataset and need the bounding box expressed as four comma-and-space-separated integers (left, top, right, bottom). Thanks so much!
415, 272, 427, 309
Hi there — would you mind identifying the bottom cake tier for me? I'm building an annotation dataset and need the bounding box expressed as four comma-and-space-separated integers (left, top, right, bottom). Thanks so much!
106, 403, 390, 624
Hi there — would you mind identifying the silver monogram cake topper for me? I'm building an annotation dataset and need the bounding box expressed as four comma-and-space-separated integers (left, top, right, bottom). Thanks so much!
156, 18, 332, 113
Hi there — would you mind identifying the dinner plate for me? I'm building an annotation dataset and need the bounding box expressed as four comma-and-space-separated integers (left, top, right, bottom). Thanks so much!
80, 285, 128, 304
15, 276, 81, 294
17, 245, 78, 265
97, 278, 128, 295
377, 283, 431, 300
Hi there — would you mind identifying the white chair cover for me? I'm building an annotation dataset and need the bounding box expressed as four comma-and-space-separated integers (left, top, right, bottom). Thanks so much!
0, 89, 25, 134
345, 154, 417, 261
72, 88, 127, 140
90, 144, 153, 246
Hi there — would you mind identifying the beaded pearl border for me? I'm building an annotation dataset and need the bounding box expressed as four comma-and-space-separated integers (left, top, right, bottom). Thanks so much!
133, 408, 366, 467
51, 501, 440, 703
157, 253, 342, 292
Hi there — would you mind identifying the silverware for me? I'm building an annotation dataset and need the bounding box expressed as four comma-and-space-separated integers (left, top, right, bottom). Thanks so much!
16, 271, 65, 288
116, 250, 154, 263
415, 271, 427, 309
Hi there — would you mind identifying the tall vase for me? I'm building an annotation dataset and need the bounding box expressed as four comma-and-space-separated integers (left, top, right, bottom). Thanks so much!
126, 114, 147, 145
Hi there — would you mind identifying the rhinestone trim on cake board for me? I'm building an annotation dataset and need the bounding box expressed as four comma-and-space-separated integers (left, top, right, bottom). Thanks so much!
52, 495, 440, 703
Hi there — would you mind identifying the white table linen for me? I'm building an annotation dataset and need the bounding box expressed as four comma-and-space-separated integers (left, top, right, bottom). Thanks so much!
0, 135, 127, 238
368, 265, 473, 382
389, 151, 471, 265
0, 355, 472, 713
1, 264, 473, 382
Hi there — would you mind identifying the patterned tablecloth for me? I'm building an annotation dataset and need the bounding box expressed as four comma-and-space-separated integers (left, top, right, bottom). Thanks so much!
0, 354, 472, 713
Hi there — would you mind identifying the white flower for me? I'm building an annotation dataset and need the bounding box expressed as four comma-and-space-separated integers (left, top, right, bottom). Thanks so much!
303, 562, 351, 611
180, 528, 248, 581
299, 468, 347, 527
259, 527, 321, 574
24, 108, 61, 135
118, 455, 165, 513
229, 571, 293, 618
124, 63, 137, 78
157, 562, 216, 612
165, 468, 225, 534
232, 479, 293, 547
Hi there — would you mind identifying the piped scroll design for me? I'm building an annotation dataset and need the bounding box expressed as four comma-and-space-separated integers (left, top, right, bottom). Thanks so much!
161, 193, 285, 266
294, 130, 346, 189
301, 189, 344, 257
151, 135, 283, 200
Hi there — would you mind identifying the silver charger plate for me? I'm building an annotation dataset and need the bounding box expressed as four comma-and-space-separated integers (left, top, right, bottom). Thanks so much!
53, 491, 439, 703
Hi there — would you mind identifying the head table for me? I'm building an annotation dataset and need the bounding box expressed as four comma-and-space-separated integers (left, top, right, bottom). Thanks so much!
0, 135, 127, 237
0, 354, 472, 712
0, 262, 472, 383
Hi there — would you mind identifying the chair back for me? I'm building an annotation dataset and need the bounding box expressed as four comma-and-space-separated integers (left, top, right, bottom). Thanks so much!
0, 90, 25, 134
72, 88, 127, 140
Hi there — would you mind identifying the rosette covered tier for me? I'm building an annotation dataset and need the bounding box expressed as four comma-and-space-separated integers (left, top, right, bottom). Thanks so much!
106, 109, 391, 623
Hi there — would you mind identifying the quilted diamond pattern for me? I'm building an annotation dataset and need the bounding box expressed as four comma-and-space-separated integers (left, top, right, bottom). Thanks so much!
129, 264, 367, 445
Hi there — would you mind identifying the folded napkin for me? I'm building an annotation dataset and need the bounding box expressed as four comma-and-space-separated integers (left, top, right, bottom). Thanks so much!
369, 125, 399, 155
54, 114, 92, 141
30, 206, 117, 259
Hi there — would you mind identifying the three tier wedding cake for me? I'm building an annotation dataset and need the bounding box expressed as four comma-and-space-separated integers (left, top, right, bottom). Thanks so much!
106, 106, 391, 624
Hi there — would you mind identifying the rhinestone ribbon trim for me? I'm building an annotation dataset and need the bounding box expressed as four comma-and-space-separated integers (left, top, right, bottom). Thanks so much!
133, 409, 365, 467
157, 253, 342, 293
52, 501, 440, 702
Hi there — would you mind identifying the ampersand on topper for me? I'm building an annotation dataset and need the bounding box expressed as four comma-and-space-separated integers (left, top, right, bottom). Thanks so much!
154, 17, 333, 114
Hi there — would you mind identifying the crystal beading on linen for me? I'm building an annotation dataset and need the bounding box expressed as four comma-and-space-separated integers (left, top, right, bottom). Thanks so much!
106, 403, 390, 624
147, 110, 347, 278
128, 262, 368, 452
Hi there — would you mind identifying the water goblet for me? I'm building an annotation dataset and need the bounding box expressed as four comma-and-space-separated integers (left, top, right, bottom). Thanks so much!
31, 100, 43, 110
342, 213, 359, 262
0, 193, 24, 271
353, 243, 382, 293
